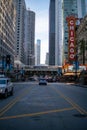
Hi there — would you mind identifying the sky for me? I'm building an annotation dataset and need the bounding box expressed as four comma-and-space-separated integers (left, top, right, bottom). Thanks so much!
25, 0, 50, 64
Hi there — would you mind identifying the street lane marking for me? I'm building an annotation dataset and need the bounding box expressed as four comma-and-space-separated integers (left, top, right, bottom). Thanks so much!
0, 107, 74, 120
0, 85, 87, 120
51, 86, 87, 115
0, 86, 33, 117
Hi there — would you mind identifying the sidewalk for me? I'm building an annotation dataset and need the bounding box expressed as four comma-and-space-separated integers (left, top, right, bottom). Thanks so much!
66, 82, 87, 88
74, 83, 87, 88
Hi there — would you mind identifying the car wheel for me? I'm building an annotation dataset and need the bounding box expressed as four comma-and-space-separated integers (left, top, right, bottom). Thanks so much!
4, 90, 8, 98
10, 88, 14, 96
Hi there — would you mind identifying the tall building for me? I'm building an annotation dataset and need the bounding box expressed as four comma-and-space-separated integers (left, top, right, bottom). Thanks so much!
62, 0, 86, 65
63, 0, 78, 64
35, 39, 41, 65
45, 52, 49, 65
0, 0, 16, 65
77, 0, 86, 18
25, 9, 35, 66
76, 15, 87, 65
55, 0, 63, 66
49, 0, 87, 66
49, 0, 55, 65
85, 0, 87, 13
14, 0, 26, 65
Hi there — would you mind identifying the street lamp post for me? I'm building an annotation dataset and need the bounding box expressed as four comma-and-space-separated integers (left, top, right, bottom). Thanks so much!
75, 54, 78, 81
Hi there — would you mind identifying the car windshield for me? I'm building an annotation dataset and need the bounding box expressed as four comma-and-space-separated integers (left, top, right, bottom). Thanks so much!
0, 80, 6, 84
40, 78, 46, 81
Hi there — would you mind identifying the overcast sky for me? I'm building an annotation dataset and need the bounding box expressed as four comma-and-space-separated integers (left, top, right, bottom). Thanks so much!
25, 0, 50, 64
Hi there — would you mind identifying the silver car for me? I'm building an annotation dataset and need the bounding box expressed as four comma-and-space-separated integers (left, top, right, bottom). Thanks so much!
39, 78, 47, 85
0, 77, 14, 98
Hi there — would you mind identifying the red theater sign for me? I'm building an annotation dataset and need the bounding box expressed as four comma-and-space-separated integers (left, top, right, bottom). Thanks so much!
66, 16, 78, 61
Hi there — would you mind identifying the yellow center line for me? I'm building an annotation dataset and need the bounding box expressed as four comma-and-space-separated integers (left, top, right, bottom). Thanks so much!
0, 97, 19, 113
50, 86, 87, 115
0, 107, 74, 120
0, 86, 33, 117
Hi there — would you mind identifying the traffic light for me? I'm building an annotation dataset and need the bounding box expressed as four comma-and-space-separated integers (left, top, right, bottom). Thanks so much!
6, 55, 11, 64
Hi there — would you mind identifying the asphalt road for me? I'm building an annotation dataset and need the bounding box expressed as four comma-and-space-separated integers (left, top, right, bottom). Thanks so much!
0, 82, 87, 130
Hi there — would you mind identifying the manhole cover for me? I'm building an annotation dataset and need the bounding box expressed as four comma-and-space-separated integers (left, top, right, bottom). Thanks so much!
74, 114, 87, 118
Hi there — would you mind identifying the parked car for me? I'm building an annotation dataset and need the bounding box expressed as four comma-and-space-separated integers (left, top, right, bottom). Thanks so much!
0, 77, 14, 98
39, 78, 47, 85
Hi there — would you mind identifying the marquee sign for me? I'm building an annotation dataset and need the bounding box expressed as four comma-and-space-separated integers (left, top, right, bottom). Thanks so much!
66, 16, 78, 61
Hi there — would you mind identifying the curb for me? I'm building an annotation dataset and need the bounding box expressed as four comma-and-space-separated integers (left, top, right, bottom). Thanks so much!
71, 83, 87, 88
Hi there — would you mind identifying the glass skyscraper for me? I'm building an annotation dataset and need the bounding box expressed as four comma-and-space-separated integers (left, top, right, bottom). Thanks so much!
25, 9, 35, 65
63, 0, 78, 63
49, 0, 55, 65
49, 0, 87, 66
63, 0, 86, 64
77, 0, 86, 18
14, 0, 26, 64
35, 39, 41, 65
55, 0, 63, 66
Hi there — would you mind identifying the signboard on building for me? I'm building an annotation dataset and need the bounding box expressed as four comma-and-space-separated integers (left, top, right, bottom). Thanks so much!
66, 16, 78, 61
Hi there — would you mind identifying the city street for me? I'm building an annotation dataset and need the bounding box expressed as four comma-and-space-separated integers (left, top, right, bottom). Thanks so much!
0, 82, 87, 130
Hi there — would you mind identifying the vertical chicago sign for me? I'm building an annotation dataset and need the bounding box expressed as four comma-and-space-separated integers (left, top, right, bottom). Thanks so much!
66, 16, 78, 62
